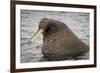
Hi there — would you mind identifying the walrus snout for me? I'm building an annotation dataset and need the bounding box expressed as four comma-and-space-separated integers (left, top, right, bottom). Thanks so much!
39, 18, 50, 31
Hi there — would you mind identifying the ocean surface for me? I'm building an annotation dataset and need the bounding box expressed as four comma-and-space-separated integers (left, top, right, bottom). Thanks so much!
20, 10, 90, 63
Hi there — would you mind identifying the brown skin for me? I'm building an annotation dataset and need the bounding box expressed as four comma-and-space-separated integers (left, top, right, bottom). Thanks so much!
39, 18, 89, 61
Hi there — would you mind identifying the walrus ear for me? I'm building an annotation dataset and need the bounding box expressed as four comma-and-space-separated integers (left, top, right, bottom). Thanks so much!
27, 29, 43, 42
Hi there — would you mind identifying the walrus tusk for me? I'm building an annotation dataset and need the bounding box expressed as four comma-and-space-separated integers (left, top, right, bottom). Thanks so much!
28, 29, 43, 42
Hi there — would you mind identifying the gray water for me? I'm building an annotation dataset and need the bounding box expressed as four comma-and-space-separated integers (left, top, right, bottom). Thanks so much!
20, 10, 90, 63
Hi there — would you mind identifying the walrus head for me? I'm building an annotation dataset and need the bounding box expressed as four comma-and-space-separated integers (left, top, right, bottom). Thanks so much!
28, 18, 65, 42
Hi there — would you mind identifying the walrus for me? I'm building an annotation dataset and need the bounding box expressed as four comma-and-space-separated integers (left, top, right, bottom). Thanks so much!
28, 18, 89, 61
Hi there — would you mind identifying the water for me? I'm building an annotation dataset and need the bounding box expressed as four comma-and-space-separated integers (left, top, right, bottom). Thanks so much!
20, 10, 90, 63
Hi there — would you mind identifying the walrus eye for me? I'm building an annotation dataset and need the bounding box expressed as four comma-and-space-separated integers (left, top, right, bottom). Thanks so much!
45, 24, 58, 33
45, 26, 50, 32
